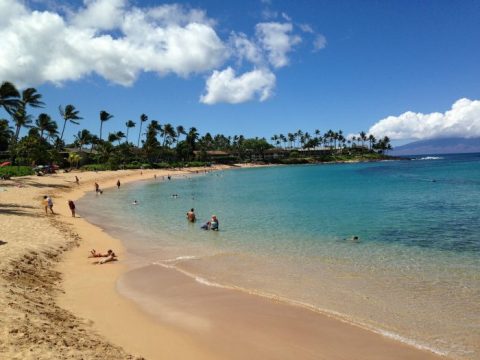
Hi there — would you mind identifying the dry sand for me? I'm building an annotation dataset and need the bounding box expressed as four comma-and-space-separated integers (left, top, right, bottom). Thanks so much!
0, 167, 446, 359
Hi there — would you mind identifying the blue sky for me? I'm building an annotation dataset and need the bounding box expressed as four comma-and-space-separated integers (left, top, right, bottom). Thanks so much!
1, 0, 480, 144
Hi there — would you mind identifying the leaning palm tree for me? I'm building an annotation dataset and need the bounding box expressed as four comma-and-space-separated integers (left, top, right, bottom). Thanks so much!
59, 104, 82, 141
99, 110, 113, 141
176, 125, 186, 143
12, 105, 33, 141
125, 120, 135, 143
137, 113, 148, 147
35, 113, 58, 140
0, 81, 21, 115
21, 87, 44, 110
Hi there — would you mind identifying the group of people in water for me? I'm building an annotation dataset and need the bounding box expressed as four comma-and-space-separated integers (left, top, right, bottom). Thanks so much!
186, 208, 219, 231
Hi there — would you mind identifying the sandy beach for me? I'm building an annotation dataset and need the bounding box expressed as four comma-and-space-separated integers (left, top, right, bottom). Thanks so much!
0, 167, 446, 359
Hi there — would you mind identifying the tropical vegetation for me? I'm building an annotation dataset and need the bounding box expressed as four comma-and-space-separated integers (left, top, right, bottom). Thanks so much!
0, 81, 393, 172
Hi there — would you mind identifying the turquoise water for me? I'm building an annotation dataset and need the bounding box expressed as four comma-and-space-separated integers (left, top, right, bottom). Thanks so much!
79, 154, 480, 359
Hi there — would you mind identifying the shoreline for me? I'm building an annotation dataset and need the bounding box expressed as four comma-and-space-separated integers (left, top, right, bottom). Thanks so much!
1, 167, 447, 359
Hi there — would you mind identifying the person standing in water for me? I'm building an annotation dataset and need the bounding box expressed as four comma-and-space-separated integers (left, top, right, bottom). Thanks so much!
186, 208, 196, 222
116, 180, 121, 189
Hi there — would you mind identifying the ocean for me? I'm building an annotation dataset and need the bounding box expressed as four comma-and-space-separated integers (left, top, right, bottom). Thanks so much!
78, 153, 480, 359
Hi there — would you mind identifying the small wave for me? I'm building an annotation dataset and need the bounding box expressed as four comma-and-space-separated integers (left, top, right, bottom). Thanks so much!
194, 276, 224, 288
152, 255, 199, 269
414, 156, 443, 161
162, 255, 198, 263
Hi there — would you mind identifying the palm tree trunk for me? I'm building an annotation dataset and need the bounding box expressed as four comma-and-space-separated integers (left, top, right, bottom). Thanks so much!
60, 120, 67, 141
99, 121, 103, 141
137, 122, 143, 148
126, 128, 129, 143
15, 125, 21, 142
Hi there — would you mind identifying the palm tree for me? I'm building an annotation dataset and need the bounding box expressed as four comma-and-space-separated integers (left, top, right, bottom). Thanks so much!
59, 104, 82, 141
99, 110, 113, 141
125, 120, 136, 143
12, 106, 33, 141
186, 127, 199, 151
0, 119, 13, 151
108, 132, 120, 144
176, 125, 186, 143
161, 123, 176, 147
368, 134, 376, 150
73, 129, 92, 151
67, 152, 81, 168
21, 87, 44, 110
35, 113, 58, 139
0, 81, 21, 115
114, 131, 126, 145
359, 131, 367, 148
287, 133, 295, 148
137, 113, 148, 147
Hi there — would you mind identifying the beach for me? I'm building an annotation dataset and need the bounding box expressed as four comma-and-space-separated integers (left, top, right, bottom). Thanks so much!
0, 168, 447, 359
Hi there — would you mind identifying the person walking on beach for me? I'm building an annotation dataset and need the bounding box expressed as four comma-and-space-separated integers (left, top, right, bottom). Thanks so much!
95, 182, 99, 193
75, 175, 80, 185
116, 180, 121, 189
43, 195, 54, 215
68, 200, 76, 217
186, 208, 196, 222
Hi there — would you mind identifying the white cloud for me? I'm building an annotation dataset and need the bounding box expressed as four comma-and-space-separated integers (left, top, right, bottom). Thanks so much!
0, 0, 308, 105
256, 22, 301, 68
369, 98, 480, 140
313, 34, 327, 51
72, 0, 126, 30
230, 32, 264, 66
200, 67, 276, 104
0, 0, 226, 86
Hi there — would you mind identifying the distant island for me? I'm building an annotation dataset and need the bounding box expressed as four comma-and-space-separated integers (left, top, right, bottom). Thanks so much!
391, 137, 480, 156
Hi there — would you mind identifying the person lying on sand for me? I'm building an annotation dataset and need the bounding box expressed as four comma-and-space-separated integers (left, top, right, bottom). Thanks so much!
90, 249, 117, 264
89, 249, 114, 258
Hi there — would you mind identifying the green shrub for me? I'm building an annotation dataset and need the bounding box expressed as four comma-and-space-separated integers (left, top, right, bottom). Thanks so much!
80, 164, 117, 172
185, 161, 210, 167
153, 162, 171, 169
0, 166, 34, 178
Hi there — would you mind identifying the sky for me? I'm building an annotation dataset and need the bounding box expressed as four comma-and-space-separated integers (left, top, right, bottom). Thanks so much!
1, 0, 480, 144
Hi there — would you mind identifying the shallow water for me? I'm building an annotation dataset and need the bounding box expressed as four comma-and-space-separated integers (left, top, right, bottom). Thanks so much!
79, 154, 480, 359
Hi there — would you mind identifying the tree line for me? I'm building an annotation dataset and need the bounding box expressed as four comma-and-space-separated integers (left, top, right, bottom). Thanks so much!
0, 81, 391, 168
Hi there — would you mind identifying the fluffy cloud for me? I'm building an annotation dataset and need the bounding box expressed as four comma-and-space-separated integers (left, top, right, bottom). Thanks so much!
0, 0, 227, 86
369, 98, 480, 140
200, 67, 275, 104
0, 0, 312, 104
256, 22, 301, 68
72, 0, 126, 30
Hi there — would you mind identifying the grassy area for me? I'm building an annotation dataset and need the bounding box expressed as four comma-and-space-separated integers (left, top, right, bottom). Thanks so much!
0, 166, 34, 178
